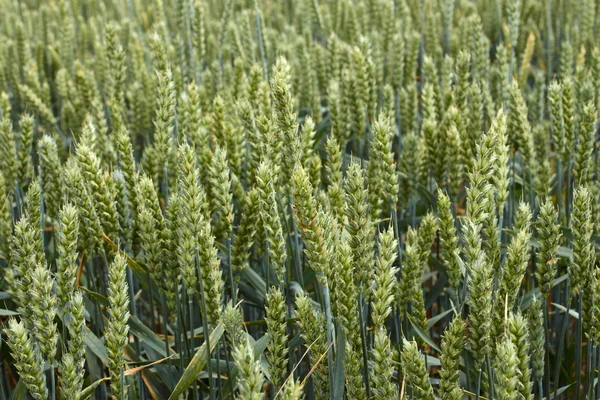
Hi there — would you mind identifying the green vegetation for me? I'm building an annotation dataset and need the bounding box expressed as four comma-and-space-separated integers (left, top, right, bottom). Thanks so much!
0, 0, 599, 399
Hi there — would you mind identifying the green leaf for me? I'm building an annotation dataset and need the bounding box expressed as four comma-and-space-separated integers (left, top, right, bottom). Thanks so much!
408, 314, 441, 353
332, 324, 346, 400
0, 309, 18, 316
426, 355, 441, 367
9, 379, 26, 400
79, 287, 109, 307
427, 309, 454, 329
169, 323, 225, 400
80, 377, 110, 400
129, 314, 174, 357
251, 332, 270, 355
239, 267, 267, 304
84, 327, 109, 365
542, 382, 575, 400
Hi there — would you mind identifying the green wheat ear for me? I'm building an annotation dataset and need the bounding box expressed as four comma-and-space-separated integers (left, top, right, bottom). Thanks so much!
508, 312, 534, 400
0, 115, 18, 199
256, 160, 287, 282
233, 337, 265, 400
494, 337, 520, 400
60, 291, 86, 400
570, 186, 594, 296
345, 161, 374, 287
295, 292, 329, 398
536, 198, 561, 297
401, 339, 436, 400
5, 319, 48, 400
437, 189, 461, 292
439, 314, 466, 400
265, 287, 289, 389
367, 112, 397, 222
55, 203, 79, 310
106, 254, 130, 400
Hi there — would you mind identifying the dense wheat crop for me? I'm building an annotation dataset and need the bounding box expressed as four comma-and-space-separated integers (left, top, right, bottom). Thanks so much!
0, 0, 599, 399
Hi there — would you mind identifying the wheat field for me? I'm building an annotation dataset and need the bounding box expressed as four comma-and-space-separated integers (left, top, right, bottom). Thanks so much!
0, 0, 599, 399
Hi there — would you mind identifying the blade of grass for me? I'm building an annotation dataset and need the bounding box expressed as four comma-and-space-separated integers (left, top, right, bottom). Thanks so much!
168, 323, 224, 400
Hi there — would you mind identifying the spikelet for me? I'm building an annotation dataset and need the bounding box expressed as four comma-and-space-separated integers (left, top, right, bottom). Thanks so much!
5, 319, 48, 400
0, 116, 18, 197
77, 139, 119, 240
437, 190, 462, 291
19, 84, 57, 127
280, 379, 304, 400
231, 336, 264, 400
62, 159, 103, 254
291, 165, 332, 282
588, 269, 600, 344
255, 165, 287, 275
24, 181, 43, 249
573, 101, 596, 183
536, 199, 561, 297
401, 339, 435, 400
0, 171, 11, 260
136, 174, 166, 278
370, 327, 396, 399
492, 203, 532, 343
370, 226, 398, 328
547, 82, 564, 159
60, 291, 86, 400
561, 77, 576, 167
271, 58, 300, 188
507, 82, 534, 166
300, 117, 321, 190
222, 301, 244, 348
570, 186, 595, 295
106, 254, 130, 400
494, 338, 520, 400
265, 287, 288, 388
197, 214, 225, 327
367, 113, 397, 222
38, 135, 62, 219
501, 202, 532, 304
464, 220, 493, 368
417, 213, 437, 262
152, 68, 176, 172
528, 296, 545, 384
332, 235, 361, 353
28, 262, 58, 362
508, 312, 534, 400
177, 143, 207, 297
398, 132, 423, 207
506, 0, 521, 51
10, 218, 40, 318
439, 315, 466, 400
208, 146, 233, 242
17, 113, 34, 185
444, 121, 463, 199
397, 227, 427, 333
466, 130, 496, 226
55, 203, 79, 310
295, 292, 329, 398
231, 189, 259, 274
344, 161, 374, 286
489, 113, 510, 214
